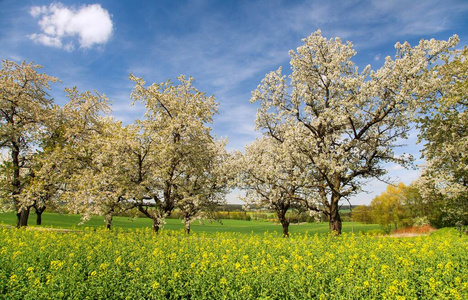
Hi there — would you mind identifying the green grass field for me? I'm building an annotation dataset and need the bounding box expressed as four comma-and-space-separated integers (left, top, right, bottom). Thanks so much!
0, 211, 383, 235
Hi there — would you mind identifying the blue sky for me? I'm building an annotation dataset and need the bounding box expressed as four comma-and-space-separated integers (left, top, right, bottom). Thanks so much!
1, 0, 468, 205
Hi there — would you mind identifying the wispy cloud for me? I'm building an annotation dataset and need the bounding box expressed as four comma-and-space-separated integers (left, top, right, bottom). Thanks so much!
214, 102, 261, 151
125, 0, 468, 155
29, 3, 113, 51
290, 0, 468, 50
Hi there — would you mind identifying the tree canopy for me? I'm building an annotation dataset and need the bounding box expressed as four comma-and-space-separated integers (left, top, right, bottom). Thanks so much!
250, 30, 458, 233
0, 30, 465, 234
0, 60, 58, 227
417, 47, 468, 228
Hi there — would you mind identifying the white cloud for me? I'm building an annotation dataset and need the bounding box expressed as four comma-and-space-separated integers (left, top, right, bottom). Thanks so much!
29, 3, 113, 51
29, 5, 48, 18
29, 33, 62, 48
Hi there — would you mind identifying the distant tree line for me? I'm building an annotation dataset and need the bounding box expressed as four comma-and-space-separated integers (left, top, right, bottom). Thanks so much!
352, 182, 467, 233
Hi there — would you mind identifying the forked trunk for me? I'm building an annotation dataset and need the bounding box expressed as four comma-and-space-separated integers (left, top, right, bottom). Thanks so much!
137, 204, 164, 233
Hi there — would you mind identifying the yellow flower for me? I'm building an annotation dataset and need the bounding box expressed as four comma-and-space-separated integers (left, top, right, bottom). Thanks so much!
34, 278, 41, 287
12, 251, 21, 259
387, 285, 398, 296
152, 281, 160, 289
380, 264, 389, 275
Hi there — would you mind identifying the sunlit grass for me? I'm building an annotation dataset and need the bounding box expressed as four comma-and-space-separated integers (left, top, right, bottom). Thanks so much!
0, 211, 383, 236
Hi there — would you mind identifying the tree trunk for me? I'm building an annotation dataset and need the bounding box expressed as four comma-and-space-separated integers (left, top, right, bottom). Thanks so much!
36, 210, 43, 225
329, 201, 342, 234
12, 143, 26, 228
281, 220, 290, 237
105, 213, 113, 230
329, 215, 342, 234
16, 207, 30, 228
152, 218, 162, 233
34, 206, 46, 225
276, 209, 290, 237
137, 204, 163, 233
184, 216, 191, 235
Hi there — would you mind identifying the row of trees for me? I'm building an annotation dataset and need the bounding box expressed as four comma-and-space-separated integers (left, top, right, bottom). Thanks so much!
237, 31, 465, 235
1, 31, 466, 235
0, 61, 231, 233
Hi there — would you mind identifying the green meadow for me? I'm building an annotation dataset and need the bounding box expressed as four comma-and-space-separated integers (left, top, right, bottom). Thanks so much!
0, 212, 383, 236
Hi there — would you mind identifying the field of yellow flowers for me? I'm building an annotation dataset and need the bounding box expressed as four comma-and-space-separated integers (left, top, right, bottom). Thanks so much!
0, 228, 467, 299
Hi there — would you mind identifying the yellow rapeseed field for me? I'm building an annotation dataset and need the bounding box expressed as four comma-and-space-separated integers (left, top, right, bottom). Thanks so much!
0, 228, 467, 299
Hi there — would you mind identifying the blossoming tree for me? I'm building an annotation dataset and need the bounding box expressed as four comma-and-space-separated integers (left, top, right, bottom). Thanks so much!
251, 30, 458, 234
0, 60, 58, 227
29, 87, 111, 226
237, 135, 314, 237
129, 74, 227, 233
417, 48, 468, 228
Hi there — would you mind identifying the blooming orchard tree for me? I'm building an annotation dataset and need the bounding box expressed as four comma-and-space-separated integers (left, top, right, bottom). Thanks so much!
177, 139, 230, 234
237, 135, 313, 237
417, 48, 468, 228
63, 118, 137, 229
130, 74, 224, 233
0, 60, 58, 227
19, 104, 65, 225
251, 30, 458, 233
30, 87, 111, 225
